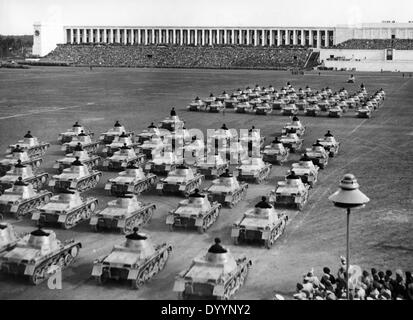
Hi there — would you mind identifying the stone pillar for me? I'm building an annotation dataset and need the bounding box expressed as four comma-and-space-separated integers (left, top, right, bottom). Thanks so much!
194, 29, 197, 45
254, 29, 257, 46
309, 30, 313, 46
285, 30, 290, 45
277, 29, 281, 46
317, 29, 321, 48
293, 30, 297, 45
301, 30, 305, 46
173, 29, 176, 44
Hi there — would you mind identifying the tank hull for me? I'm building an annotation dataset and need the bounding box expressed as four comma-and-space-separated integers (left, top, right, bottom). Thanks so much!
238, 165, 271, 184
105, 175, 157, 196
157, 175, 204, 197
0, 191, 52, 219
49, 172, 102, 192
0, 157, 43, 177
102, 155, 146, 171
63, 142, 100, 155
54, 157, 100, 173
207, 183, 248, 208
0, 173, 48, 193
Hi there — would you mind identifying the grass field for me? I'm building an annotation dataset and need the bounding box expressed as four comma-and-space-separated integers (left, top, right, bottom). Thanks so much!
0, 66, 412, 300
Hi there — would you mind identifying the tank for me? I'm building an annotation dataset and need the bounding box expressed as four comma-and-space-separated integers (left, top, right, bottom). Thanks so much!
279, 129, 303, 153
304, 140, 329, 169
173, 238, 252, 300
328, 105, 343, 118
234, 101, 253, 113
296, 98, 309, 111
102, 132, 140, 157
62, 131, 100, 154
102, 144, 146, 171
318, 99, 330, 112
260, 93, 272, 102
357, 105, 372, 118
249, 97, 262, 107
156, 163, 204, 197
48, 157, 102, 192
136, 123, 161, 144
166, 189, 222, 233
203, 93, 216, 106
105, 165, 157, 196
224, 95, 239, 108
281, 103, 298, 116
304, 104, 321, 116
140, 136, 166, 160
205, 170, 248, 208
290, 154, 319, 187
7, 131, 50, 157
53, 143, 100, 173
0, 145, 43, 176
0, 177, 52, 219
32, 189, 98, 229
99, 121, 135, 145
306, 95, 319, 107
0, 223, 20, 254
90, 195, 156, 233
187, 97, 205, 111
231, 197, 288, 249
262, 137, 290, 164
0, 227, 81, 285
58, 121, 94, 144
317, 131, 340, 157
206, 101, 225, 113
345, 97, 357, 109
268, 171, 310, 210
92, 229, 172, 289
282, 116, 306, 137
254, 103, 272, 115
145, 150, 178, 175
195, 155, 229, 179
237, 157, 272, 184
158, 113, 185, 132
0, 160, 48, 193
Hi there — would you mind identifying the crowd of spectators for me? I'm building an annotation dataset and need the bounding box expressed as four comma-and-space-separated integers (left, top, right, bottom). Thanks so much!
46, 44, 309, 70
333, 39, 413, 50
289, 257, 413, 300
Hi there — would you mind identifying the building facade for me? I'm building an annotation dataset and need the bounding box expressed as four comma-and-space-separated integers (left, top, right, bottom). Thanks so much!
33, 22, 413, 57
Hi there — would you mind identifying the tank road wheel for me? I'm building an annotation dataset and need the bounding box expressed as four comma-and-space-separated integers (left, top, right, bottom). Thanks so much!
29, 267, 44, 286
131, 271, 147, 290
158, 251, 169, 271
64, 251, 75, 267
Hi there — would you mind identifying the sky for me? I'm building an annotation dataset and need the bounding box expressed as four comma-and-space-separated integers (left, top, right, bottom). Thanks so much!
1, 0, 412, 35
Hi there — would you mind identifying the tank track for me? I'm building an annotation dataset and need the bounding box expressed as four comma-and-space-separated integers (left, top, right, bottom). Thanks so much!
264, 217, 288, 249
28, 240, 81, 285
54, 172, 101, 192
219, 258, 252, 300
182, 175, 205, 197
196, 204, 221, 233
132, 175, 157, 195
226, 184, 248, 208
65, 143, 100, 155
120, 204, 156, 234
26, 144, 50, 157
38, 199, 98, 229
57, 157, 100, 173
0, 157, 44, 174
10, 191, 53, 219
296, 191, 309, 211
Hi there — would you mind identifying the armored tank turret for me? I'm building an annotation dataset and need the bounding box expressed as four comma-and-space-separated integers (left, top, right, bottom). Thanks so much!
32, 189, 98, 229
282, 116, 306, 137
260, 92, 272, 102
279, 129, 303, 153
231, 197, 288, 249
272, 97, 287, 110
0, 227, 81, 285
0, 177, 52, 219
53, 143, 100, 173
92, 229, 172, 289
62, 131, 100, 154
304, 140, 329, 169
105, 165, 157, 196
158, 109, 185, 132
296, 97, 309, 111
145, 150, 178, 175
0, 145, 43, 176
205, 170, 248, 208
58, 121, 94, 144
156, 163, 204, 197
356, 104, 372, 118
269, 171, 310, 210
166, 189, 221, 233
304, 103, 321, 116
102, 143, 146, 171
318, 130, 340, 157
237, 157, 272, 184
249, 96, 262, 107
254, 103, 272, 115
0, 160, 48, 193
224, 94, 239, 108
7, 131, 50, 157
187, 97, 206, 111
195, 155, 229, 179
345, 97, 357, 109
290, 154, 319, 187
262, 137, 289, 164
281, 103, 298, 116
206, 101, 225, 113
140, 136, 166, 160
90, 195, 155, 233
317, 98, 331, 112
216, 91, 230, 102
0, 223, 20, 254
234, 101, 253, 113
173, 238, 252, 300
49, 157, 102, 192
99, 121, 135, 145
203, 93, 216, 106
136, 123, 161, 144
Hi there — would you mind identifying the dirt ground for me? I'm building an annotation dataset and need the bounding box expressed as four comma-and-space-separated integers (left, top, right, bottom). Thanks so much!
0, 67, 411, 300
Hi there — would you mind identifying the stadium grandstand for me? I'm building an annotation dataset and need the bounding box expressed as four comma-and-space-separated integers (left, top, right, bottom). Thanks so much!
32, 21, 413, 71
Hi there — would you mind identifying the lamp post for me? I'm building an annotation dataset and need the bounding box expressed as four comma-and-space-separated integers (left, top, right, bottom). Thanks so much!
328, 174, 369, 300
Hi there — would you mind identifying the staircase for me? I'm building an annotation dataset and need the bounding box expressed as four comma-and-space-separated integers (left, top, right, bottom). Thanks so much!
304, 50, 320, 69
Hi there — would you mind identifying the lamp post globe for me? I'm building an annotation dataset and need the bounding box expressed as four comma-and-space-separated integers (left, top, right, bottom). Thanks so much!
328, 174, 369, 300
